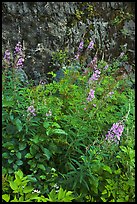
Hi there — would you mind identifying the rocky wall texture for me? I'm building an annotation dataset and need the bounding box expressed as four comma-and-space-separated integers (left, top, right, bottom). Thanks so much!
2, 2, 135, 84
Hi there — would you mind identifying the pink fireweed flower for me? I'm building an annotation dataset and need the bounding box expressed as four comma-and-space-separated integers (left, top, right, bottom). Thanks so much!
14, 42, 22, 55
78, 41, 84, 51
87, 40, 94, 49
87, 54, 98, 70
14, 42, 25, 68
88, 69, 101, 83
87, 89, 95, 102
27, 106, 36, 116
105, 121, 124, 144
75, 41, 84, 60
16, 57, 24, 67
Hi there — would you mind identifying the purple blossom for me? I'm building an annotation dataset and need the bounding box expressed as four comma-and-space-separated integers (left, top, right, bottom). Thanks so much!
16, 57, 24, 67
88, 68, 101, 83
105, 121, 124, 144
87, 40, 94, 49
87, 89, 95, 102
14, 42, 25, 68
87, 54, 98, 70
27, 106, 36, 116
104, 64, 109, 70
14, 42, 22, 55
78, 41, 84, 51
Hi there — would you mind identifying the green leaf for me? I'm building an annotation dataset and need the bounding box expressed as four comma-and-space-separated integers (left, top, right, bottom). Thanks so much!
19, 196, 24, 201
15, 118, 23, 132
52, 122, 61, 128
48, 189, 57, 201
3, 97, 15, 107
2, 152, 9, 158
26, 192, 40, 200
19, 143, 27, 150
8, 159, 14, 164
58, 187, 65, 200
2, 194, 10, 202
15, 169, 24, 179
25, 153, 33, 159
43, 121, 50, 129
30, 145, 39, 155
23, 186, 34, 193
16, 152, 22, 159
10, 181, 18, 190
37, 164, 46, 171
42, 147, 52, 160
3, 141, 15, 149
102, 165, 112, 174
30, 136, 39, 144
101, 196, 107, 202
13, 164, 18, 170
52, 129, 68, 135
102, 189, 107, 195
120, 146, 127, 153
16, 160, 23, 166
10, 195, 19, 202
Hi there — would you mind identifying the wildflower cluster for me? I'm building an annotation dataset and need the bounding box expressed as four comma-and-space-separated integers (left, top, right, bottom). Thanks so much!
89, 69, 101, 83
88, 54, 97, 70
87, 89, 95, 102
14, 42, 25, 68
105, 121, 124, 144
27, 105, 36, 116
75, 40, 94, 60
3, 42, 25, 69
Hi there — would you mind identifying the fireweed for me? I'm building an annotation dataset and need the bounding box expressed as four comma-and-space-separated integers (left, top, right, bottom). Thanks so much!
88, 69, 101, 83
3, 42, 25, 69
87, 88, 95, 102
14, 42, 25, 68
75, 40, 94, 60
105, 121, 124, 144
27, 105, 36, 116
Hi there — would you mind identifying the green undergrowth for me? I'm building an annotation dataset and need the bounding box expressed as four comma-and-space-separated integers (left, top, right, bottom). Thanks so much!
2, 43, 135, 202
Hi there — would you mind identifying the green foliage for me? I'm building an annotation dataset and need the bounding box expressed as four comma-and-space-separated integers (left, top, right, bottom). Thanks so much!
2, 169, 75, 202
2, 39, 135, 202
51, 49, 70, 67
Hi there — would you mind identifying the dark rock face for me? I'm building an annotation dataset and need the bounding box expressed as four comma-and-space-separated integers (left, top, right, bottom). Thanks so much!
2, 2, 135, 83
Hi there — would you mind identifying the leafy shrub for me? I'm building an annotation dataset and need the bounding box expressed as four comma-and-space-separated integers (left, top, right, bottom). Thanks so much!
2, 169, 75, 202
